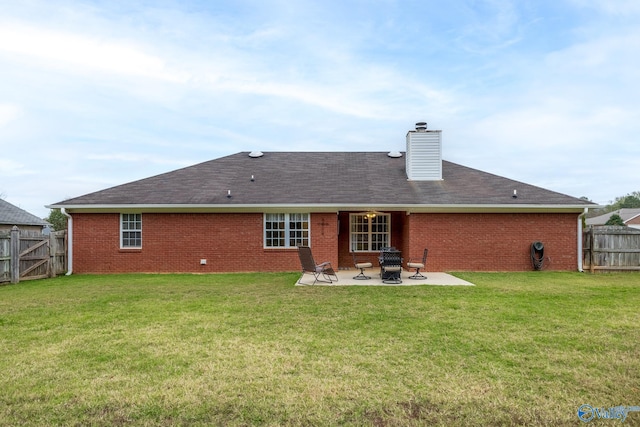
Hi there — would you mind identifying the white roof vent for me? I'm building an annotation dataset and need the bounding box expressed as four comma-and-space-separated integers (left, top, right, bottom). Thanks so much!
387, 151, 402, 158
248, 151, 264, 158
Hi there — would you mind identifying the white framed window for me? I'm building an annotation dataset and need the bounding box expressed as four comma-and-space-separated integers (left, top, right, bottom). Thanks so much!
350, 213, 390, 252
264, 213, 309, 248
120, 213, 142, 248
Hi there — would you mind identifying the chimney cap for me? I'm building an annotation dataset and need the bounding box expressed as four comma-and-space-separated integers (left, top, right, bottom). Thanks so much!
415, 122, 427, 131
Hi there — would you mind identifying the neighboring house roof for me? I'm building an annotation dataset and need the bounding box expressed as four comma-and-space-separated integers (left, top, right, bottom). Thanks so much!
0, 198, 49, 227
585, 208, 640, 226
50, 152, 594, 213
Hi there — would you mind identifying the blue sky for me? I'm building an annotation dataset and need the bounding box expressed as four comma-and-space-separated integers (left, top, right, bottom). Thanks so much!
1, 0, 638, 218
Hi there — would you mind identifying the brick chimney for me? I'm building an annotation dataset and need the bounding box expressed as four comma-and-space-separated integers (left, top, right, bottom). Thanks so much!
406, 122, 442, 180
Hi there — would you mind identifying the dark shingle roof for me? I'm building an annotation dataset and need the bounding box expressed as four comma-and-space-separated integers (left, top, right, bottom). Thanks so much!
586, 208, 640, 225
51, 152, 594, 209
0, 199, 49, 226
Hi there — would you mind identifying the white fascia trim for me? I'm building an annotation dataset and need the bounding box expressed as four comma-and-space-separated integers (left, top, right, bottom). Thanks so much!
405, 204, 595, 213
48, 203, 596, 214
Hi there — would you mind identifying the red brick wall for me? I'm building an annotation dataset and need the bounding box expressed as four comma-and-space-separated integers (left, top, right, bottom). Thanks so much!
71, 212, 338, 274
405, 212, 579, 271
71, 211, 578, 273
338, 212, 579, 271
310, 212, 339, 269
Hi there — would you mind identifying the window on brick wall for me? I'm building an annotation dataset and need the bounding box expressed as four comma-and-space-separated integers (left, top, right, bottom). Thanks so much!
350, 213, 390, 252
121, 213, 142, 248
264, 213, 309, 248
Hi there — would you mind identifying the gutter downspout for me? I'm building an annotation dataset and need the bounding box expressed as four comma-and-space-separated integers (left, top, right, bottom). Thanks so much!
62, 208, 73, 275
577, 208, 588, 272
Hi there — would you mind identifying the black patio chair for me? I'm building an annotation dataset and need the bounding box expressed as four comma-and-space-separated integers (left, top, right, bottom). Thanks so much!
380, 249, 403, 284
297, 246, 338, 285
407, 248, 428, 279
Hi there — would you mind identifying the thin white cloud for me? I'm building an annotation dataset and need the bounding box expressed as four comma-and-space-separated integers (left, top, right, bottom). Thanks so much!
0, 22, 189, 83
0, 158, 33, 176
569, 0, 640, 15
86, 152, 192, 167
0, 19, 451, 121
0, 104, 22, 127
453, 0, 523, 54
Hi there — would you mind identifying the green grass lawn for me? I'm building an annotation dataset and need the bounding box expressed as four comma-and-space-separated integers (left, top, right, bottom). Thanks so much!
1, 272, 639, 426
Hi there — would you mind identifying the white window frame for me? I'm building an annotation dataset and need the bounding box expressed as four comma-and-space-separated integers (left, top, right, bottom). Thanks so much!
264, 213, 310, 248
350, 213, 391, 252
120, 213, 142, 249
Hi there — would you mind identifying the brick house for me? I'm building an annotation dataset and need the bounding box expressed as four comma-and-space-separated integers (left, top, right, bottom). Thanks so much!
586, 208, 640, 229
49, 123, 595, 274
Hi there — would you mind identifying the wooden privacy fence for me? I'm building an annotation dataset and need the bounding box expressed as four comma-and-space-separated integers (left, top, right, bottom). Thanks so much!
0, 226, 67, 284
583, 226, 640, 272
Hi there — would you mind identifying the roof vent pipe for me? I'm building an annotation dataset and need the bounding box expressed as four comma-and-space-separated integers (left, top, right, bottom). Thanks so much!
415, 122, 427, 132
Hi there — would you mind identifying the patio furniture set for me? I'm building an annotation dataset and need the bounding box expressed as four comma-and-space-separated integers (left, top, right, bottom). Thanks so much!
297, 246, 428, 285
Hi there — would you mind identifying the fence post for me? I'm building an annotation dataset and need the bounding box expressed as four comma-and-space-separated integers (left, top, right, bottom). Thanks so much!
10, 226, 19, 284
49, 231, 59, 278
589, 228, 595, 274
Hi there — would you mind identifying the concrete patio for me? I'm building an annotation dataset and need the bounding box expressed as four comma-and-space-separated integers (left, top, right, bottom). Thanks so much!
297, 268, 475, 286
